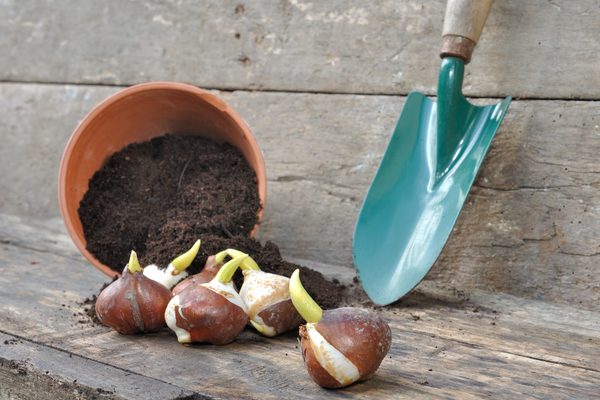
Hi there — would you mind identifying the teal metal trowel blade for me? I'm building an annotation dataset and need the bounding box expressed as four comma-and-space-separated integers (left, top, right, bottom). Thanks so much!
353, 57, 511, 305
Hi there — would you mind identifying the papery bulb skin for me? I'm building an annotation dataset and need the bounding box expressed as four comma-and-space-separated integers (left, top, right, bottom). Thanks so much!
172, 255, 222, 296
240, 269, 302, 337
96, 266, 172, 334
299, 308, 391, 388
165, 256, 249, 345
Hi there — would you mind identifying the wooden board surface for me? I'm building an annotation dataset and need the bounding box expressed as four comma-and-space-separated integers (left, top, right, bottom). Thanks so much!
0, 332, 200, 400
1, 0, 599, 99
1, 83, 599, 309
1, 215, 599, 399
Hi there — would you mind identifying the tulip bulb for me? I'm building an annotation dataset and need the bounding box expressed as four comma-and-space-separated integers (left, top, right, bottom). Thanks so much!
290, 269, 391, 388
239, 264, 303, 337
95, 251, 173, 334
172, 254, 221, 295
171, 248, 252, 295
165, 255, 249, 345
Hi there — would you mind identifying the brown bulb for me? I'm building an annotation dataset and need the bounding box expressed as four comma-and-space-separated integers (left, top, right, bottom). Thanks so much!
290, 269, 391, 389
95, 251, 172, 334
165, 256, 248, 345
299, 307, 391, 388
172, 255, 222, 296
240, 269, 303, 337
254, 299, 303, 336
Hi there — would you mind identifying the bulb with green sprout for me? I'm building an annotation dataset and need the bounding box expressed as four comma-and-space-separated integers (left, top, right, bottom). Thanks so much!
143, 240, 201, 289
290, 269, 392, 389
237, 252, 303, 337
172, 248, 254, 296
165, 254, 250, 345
95, 251, 173, 334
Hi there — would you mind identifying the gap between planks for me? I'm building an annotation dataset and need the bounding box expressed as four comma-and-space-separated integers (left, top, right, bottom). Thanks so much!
1, 80, 599, 102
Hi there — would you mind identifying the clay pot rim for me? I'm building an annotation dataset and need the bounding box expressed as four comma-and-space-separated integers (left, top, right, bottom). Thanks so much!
58, 81, 267, 278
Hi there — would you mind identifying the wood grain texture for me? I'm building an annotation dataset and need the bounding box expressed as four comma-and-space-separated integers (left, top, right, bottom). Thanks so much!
1, 83, 600, 308
1, 215, 599, 399
0, 84, 117, 218
0, 0, 599, 99
0, 332, 201, 400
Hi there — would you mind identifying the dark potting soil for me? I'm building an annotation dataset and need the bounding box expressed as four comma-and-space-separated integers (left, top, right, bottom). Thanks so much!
79, 134, 260, 271
79, 134, 347, 314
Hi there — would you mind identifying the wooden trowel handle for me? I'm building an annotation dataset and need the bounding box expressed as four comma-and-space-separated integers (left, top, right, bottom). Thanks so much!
440, 0, 494, 64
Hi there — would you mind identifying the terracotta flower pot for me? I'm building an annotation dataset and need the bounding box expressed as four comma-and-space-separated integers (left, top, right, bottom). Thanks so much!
58, 82, 266, 278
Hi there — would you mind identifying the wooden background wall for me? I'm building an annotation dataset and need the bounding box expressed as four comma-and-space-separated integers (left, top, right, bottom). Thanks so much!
1, 0, 599, 310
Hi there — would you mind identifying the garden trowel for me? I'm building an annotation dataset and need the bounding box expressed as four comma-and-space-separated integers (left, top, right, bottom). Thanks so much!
353, 0, 511, 305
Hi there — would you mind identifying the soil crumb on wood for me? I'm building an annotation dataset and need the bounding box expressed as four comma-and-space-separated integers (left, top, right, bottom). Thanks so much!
80, 279, 116, 325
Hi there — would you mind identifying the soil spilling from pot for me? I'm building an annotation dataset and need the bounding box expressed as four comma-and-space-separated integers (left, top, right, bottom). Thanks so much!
79, 134, 348, 314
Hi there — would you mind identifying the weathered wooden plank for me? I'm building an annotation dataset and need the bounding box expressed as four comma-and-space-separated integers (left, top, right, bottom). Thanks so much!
0, 84, 118, 218
1, 216, 600, 399
1, 83, 600, 308
393, 288, 600, 372
0, 332, 201, 400
0, 1, 599, 99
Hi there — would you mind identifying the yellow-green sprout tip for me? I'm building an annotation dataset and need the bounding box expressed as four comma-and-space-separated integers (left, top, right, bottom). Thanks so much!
289, 269, 323, 323
128, 250, 142, 273
171, 240, 201, 272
